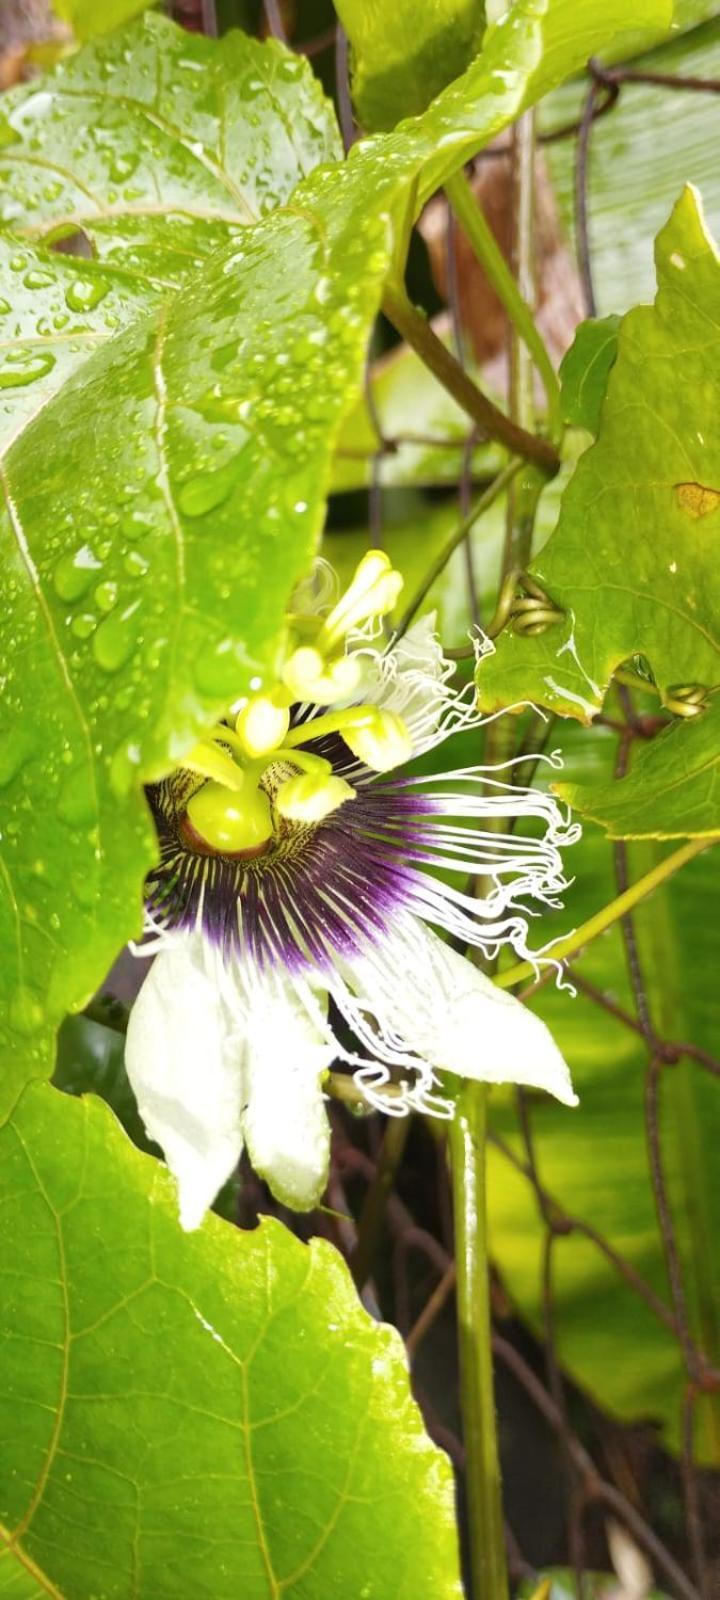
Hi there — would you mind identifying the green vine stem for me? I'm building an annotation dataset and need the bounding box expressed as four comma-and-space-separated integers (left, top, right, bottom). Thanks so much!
450, 1081, 509, 1600
444, 168, 562, 441
393, 459, 521, 641
496, 837, 711, 992
381, 278, 560, 474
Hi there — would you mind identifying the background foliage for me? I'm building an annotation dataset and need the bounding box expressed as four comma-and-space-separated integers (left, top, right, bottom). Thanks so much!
1, 1, 719, 1597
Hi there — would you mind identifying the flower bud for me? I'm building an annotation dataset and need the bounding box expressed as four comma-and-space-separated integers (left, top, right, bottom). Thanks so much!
320, 549, 403, 645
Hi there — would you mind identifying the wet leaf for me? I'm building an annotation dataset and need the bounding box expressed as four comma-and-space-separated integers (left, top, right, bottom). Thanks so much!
0, 159, 391, 1107
335, 0, 487, 131
0, 13, 342, 436
559, 314, 619, 434
0, 1081, 463, 1598
478, 187, 720, 728
0, 14, 340, 246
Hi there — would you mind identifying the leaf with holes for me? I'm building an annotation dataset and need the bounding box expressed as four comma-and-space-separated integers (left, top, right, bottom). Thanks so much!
557, 696, 720, 838
478, 187, 720, 758
0, 1082, 463, 1598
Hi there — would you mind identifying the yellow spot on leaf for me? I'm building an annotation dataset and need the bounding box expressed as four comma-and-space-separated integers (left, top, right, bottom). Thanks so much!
675, 481, 720, 518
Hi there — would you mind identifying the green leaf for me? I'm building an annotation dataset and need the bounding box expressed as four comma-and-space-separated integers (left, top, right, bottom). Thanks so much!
489, 728, 720, 1462
335, 0, 487, 131
558, 314, 619, 434
0, 15, 340, 245
478, 186, 720, 725
0, 0, 673, 1094
558, 697, 720, 838
0, 1081, 463, 1598
53, 0, 158, 39
0, 14, 342, 436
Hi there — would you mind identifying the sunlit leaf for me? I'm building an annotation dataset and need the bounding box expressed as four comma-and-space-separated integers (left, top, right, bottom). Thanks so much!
478, 187, 720, 733
0, 1082, 463, 1598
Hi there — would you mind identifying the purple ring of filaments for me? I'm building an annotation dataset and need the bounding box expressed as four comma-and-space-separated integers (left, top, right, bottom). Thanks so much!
144, 726, 444, 975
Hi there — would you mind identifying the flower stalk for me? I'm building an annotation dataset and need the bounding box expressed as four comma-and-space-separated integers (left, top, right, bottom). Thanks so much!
450, 1080, 509, 1600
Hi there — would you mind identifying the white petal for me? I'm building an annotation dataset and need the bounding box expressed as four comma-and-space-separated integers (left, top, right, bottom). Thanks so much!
125, 932, 244, 1230
240, 975, 332, 1211
344, 917, 577, 1107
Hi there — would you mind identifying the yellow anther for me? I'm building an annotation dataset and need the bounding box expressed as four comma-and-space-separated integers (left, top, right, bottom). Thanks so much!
318, 549, 403, 647
184, 739, 245, 792
185, 779, 273, 855
343, 709, 413, 772
235, 692, 291, 758
275, 772, 356, 823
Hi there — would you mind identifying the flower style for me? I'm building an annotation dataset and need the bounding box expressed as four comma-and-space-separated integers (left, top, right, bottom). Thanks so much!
125, 552, 579, 1230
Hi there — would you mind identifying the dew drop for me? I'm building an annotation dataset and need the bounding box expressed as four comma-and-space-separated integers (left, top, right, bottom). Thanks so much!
92, 605, 140, 672
71, 613, 97, 640
94, 580, 119, 613
0, 350, 55, 388
58, 765, 96, 826
24, 268, 54, 290
65, 277, 109, 313
53, 544, 102, 602
177, 461, 237, 518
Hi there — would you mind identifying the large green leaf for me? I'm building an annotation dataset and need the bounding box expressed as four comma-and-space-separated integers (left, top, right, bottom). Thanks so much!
0, 163, 392, 1105
335, 0, 487, 131
489, 728, 720, 1462
478, 187, 720, 839
0, 1082, 462, 1598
